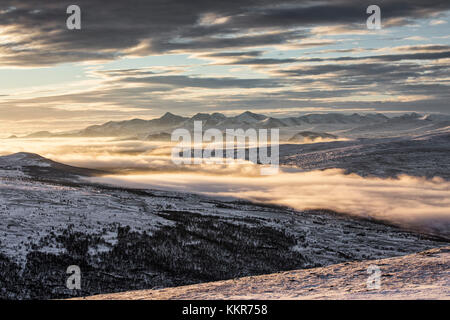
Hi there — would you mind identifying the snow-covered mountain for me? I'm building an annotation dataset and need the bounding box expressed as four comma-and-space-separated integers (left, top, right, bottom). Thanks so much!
0, 152, 104, 179
259, 117, 288, 128
0, 152, 53, 168
292, 113, 388, 125
21, 111, 450, 139
77, 112, 188, 137
183, 112, 228, 128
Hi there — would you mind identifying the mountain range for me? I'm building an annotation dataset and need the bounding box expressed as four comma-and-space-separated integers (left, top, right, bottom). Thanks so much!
19, 111, 450, 140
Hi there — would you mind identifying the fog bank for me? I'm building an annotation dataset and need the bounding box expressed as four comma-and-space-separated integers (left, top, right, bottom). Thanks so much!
89, 170, 450, 239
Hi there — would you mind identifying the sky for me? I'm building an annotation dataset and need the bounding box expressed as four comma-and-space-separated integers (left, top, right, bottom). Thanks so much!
0, 0, 449, 134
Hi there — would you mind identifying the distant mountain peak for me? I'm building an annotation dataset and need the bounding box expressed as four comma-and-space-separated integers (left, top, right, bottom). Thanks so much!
240, 110, 264, 117
160, 112, 179, 120
191, 112, 211, 120
235, 111, 267, 122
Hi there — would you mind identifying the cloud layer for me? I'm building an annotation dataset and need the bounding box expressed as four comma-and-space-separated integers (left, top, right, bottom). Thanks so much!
91, 169, 450, 239
1, 0, 449, 65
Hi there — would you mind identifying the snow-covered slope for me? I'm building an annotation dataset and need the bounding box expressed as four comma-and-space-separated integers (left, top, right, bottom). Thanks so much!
1, 143, 448, 299
0, 152, 104, 179
79, 246, 450, 300
0, 152, 52, 168
0, 155, 447, 299
280, 130, 450, 179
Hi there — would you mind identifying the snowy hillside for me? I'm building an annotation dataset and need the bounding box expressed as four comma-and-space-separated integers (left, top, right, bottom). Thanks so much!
0, 152, 104, 179
280, 130, 450, 179
0, 153, 447, 299
79, 246, 449, 300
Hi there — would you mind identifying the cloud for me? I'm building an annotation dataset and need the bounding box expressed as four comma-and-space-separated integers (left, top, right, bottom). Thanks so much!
394, 44, 450, 52
295, 50, 450, 63
197, 51, 264, 59
0, 0, 449, 66
220, 57, 299, 66
89, 169, 450, 239
404, 36, 427, 41
118, 74, 286, 88
429, 19, 447, 25
273, 61, 450, 102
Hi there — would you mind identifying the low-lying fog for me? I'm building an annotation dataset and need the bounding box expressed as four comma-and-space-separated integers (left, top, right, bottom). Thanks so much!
89, 170, 450, 239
